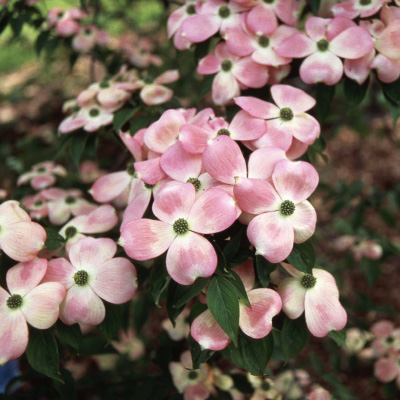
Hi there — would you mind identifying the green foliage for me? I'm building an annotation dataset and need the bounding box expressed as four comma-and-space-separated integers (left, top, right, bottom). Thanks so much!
97, 302, 124, 341
255, 255, 277, 287
328, 329, 347, 346
44, 228, 65, 250
282, 317, 310, 361
287, 240, 315, 274
56, 321, 82, 351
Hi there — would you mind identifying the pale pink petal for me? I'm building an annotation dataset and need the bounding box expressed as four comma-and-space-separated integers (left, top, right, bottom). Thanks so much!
120, 219, 176, 261
121, 183, 152, 229
140, 84, 173, 106
6, 258, 47, 296
239, 288, 282, 339
290, 113, 320, 145
291, 200, 317, 244
0, 221, 46, 262
344, 50, 374, 85
305, 269, 347, 337
90, 258, 137, 304
166, 233, 217, 285
212, 71, 240, 105
225, 28, 254, 56
184, 383, 211, 400
300, 52, 343, 85
191, 309, 231, 351
187, 188, 237, 234
58, 114, 86, 134
286, 138, 309, 160
375, 358, 399, 382
280, 262, 305, 279
75, 205, 118, 234
43, 258, 76, 289
135, 158, 166, 185
234, 178, 280, 214
181, 14, 220, 43
371, 320, 395, 338
233, 259, 255, 292
247, 211, 294, 263
0, 200, 30, 225
160, 142, 202, 182
374, 20, 400, 59
120, 131, 144, 161
274, 0, 299, 25
246, 5, 278, 36
234, 96, 280, 119
248, 147, 287, 180
31, 174, 56, 190
21, 282, 66, 329
144, 109, 185, 154
153, 182, 196, 224
60, 284, 105, 325
197, 55, 221, 75
202, 136, 247, 185
276, 33, 315, 58
179, 124, 213, 154
233, 57, 269, 89
371, 54, 400, 83
250, 129, 292, 152
154, 69, 180, 84
278, 277, 307, 319
229, 110, 266, 140
90, 171, 131, 203
271, 84, 316, 114
272, 159, 319, 203
330, 27, 374, 59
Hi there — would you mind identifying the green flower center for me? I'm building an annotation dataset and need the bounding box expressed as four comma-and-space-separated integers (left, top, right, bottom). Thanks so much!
89, 108, 100, 117
188, 370, 199, 380
65, 196, 76, 204
65, 226, 77, 239
386, 336, 395, 344
301, 273, 317, 289
217, 128, 230, 136
37, 167, 46, 173
84, 28, 92, 35
218, 5, 231, 18
74, 270, 89, 286
6, 294, 23, 309
359, 0, 372, 5
258, 36, 270, 48
173, 218, 189, 235
280, 107, 294, 121
144, 183, 155, 189
126, 162, 135, 176
317, 38, 329, 52
280, 200, 295, 216
221, 60, 233, 72
263, 0, 275, 3
187, 177, 201, 191
99, 80, 110, 88
186, 4, 196, 14
261, 381, 271, 391
34, 200, 44, 207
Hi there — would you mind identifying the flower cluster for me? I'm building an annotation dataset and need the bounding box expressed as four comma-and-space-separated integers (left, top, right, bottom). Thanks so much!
333, 235, 383, 261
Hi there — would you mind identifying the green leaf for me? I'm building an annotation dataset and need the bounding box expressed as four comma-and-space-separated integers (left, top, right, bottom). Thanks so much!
149, 254, 170, 307
316, 83, 335, 122
129, 115, 152, 136
328, 329, 347, 346
56, 321, 82, 351
230, 270, 251, 307
113, 108, 138, 132
26, 328, 61, 381
188, 334, 214, 369
97, 302, 123, 341
53, 368, 78, 400
255, 255, 277, 287
222, 230, 242, 261
309, 0, 321, 14
361, 258, 381, 286
227, 333, 273, 375
207, 276, 240, 345
170, 277, 209, 309
35, 30, 50, 56
282, 317, 310, 361
287, 240, 315, 274
380, 209, 396, 228
44, 228, 65, 250
69, 133, 88, 169
166, 281, 186, 326
344, 76, 369, 106
381, 79, 400, 125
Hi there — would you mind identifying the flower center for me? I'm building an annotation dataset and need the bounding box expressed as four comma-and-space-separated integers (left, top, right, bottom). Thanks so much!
57, 12, 64, 19
65, 226, 77, 239
218, 5, 231, 18
84, 28, 92, 35
65, 195, 76, 204
301, 273, 317, 289
280, 200, 295, 216
317, 38, 329, 52
99, 80, 110, 88
258, 36, 270, 48
126, 162, 135, 176
173, 218, 189, 235
37, 167, 46, 173
261, 381, 271, 391
34, 200, 43, 207
359, 0, 372, 5
263, 0, 275, 3
221, 60, 233, 72
74, 270, 89, 286
186, 4, 196, 14
279, 107, 294, 121
187, 177, 201, 191
89, 108, 100, 117
386, 336, 395, 344
188, 370, 198, 380
144, 183, 155, 189
6, 294, 23, 309
217, 128, 230, 136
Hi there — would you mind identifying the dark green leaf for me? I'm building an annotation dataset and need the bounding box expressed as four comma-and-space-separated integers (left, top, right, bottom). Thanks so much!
149, 254, 170, 307
44, 228, 65, 250
35, 30, 50, 56
69, 133, 88, 169
287, 240, 315, 274
97, 302, 123, 341
223, 230, 242, 261
361, 258, 381, 286
344, 76, 369, 106
309, 0, 321, 14
310, 352, 323, 373
56, 321, 82, 351
170, 277, 209, 309
230, 270, 251, 307
328, 329, 347, 346
207, 276, 240, 345
26, 328, 61, 381
130, 115, 152, 135
79, 336, 117, 356
113, 108, 138, 132
282, 317, 310, 361
53, 368, 78, 400
188, 334, 214, 369
255, 255, 277, 287
167, 281, 186, 326
380, 209, 396, 228
315, 83, 335, 122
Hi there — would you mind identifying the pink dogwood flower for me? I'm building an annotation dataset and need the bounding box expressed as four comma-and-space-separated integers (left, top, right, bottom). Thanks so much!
0, 258, 65, 365
22, 192, 49, 220
17, 161, 67, 190
308, 387, 331, 400
43, 237, 137, 325
119, 183, 237, 285
276, 17, 374, 85
370, 320, 400, 357
197, 42, 269, 105
331, 0, 389, 19
0, 201, 46, 262
191, 259, 282, 350
235, 84, 320, 150
278, 263, 347, 337
374, 350, 400, 388
72, 25, 109, 53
